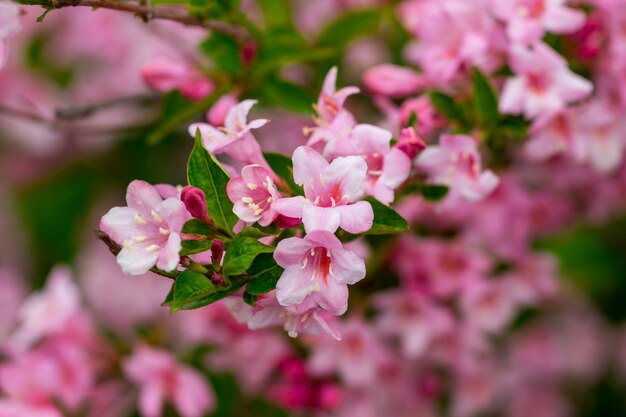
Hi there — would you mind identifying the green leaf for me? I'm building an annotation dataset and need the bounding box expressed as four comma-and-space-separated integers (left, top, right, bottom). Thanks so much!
471, 67, 499, 127
256, 77, 314, 114
263, 152, 304, 195
243, 291, 257, 306
429, 91, 465, 123
222, 236, 275, 277
187, 132, 238, 235
182, 219, 220, 236
422, 184, 449, 202
257, 0, 291, 28
245, 253, 284, 295
317, 9, 381, 47
200, 32, 242, 75
364, 196, 409, 235
162, 285, 175, 307
181, 240, 214, 256
170, 270, 217, 312
238, 223, 281, 239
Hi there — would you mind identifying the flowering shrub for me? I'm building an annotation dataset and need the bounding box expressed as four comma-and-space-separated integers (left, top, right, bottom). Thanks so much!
2, 1, 626, 417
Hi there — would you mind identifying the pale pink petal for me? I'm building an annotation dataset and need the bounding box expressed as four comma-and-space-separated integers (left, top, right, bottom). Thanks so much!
272, 196, 305, 219
556, 72, 593, 102
499, 77, 527, 115
352, 124, 392, 155
100, 207, 148, 244
330, 248, 366, 285
156, 232, 181, 272
173, 369, 214, 417
324, 156, 368, 201
381, 148, 411, 189
188, 123, 231, 153
117, 246, 159, 275
291, 146, 329, 187
225, 99, 257, 133
336, 201, 373, 234
274, 237, 312, 268
138, 383, 164, 417
302, 205, 341, 233
126, 180, 163, 213
543, 6, 586, 34
276, 267, 316, 306
316, 279, 349, 315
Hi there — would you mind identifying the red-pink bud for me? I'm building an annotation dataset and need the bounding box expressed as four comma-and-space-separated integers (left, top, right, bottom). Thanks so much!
315, 382, 343, 410
210, 240, 224, 266
140, 57, 187, 92
397, 127, 426, 159
274, 215, 303, 229
179, 76, 215, 101
211, 273, 224, 286
363, 64, 424, 98
241, 42, 257, 67
181, 185, 207, 219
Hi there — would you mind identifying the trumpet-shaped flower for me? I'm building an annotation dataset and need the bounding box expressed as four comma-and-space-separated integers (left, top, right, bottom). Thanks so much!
100, 180, 190, 275
123, 345, 214, 417
499, 42, 593, 119
273, 230, 366, 315
307, 67, 359, 155
188, 99, 268, 164
488, 0, 586, 45
416, 135, 499, 202
272, 146, 373, 233
226, 164, 281, 226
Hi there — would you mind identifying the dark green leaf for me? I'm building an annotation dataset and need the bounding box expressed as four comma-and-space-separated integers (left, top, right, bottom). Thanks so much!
256, 77, 314, 114
243, 291, 257, 306
187, 132, 237, 235
182, 219, 220, 236
364, 196, 409, 235
181, 239, 214, 256
422, 184, 449, 202
238, 223, 281, 239
263, 152, 304, 195
317, 9, 381, 47
200, 32, 242, 75
170, 270, 217, 312
245, 253, 284, 295
471, 67, 499, 127
429, 91, 465, 123
222, 236, 275, 277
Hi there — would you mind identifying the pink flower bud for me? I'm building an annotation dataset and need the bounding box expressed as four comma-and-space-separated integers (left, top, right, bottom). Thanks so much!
210, 240, 224, 266
140, 57, 188, 92
181, 185, 207, 219
180, 77, 215, 101
397, 127, 426, 159
274, 215, 303, 229
315, 382, 343, 410
211, 273, 223, 286
363, 64, 424, 98
207, 93, 238, 126
241, 42, 257, 67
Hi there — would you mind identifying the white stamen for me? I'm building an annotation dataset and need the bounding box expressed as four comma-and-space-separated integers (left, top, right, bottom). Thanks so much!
301, 257, 308, 269
134, 236, 147, 243
313, 282, 321, 292
159, 227, 170, 235
246, 183, 258, 190
123, 240, 133, 249
145, 244, 160, 252
313, 196, 320, 206
254, 208, 264, 216
330, 197, 336, 207
134, 213, 147, 225
266, 197, 273, 203
242, 197, 254, 203
151, 210, 163, 222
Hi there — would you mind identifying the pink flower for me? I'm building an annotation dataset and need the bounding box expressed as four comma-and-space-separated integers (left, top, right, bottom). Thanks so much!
273, 230, 366, 315
100, 180, 191, 275
0, 1, 21, 69
226, 164, 280, 226
499, 42, 593, 119
306, 67, 359, 155
123, 345, 214, 417
141, 57, 214, 101
399, 97, 446, 137
226, 292, 342, 340
0, 402, 62, 417
460, 279, 519, 333
207, 93, 238, 126
10, 267, 81, 349
349, 124, 412, 204
524, 109, 585, 162
489, 0, 586, 45
362, 64, 424, 98
374, 290, 454, 358
272, 146, 373, 233
399, 0, 505, 85
416, 134, 499, 202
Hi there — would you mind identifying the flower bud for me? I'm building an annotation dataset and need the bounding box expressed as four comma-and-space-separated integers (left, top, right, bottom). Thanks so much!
140, 57, 187, 92
207, 93, 238, 126
363, 64, 424, 98
274, 215, 303, 229
179, 76, 214, 101
210, 240, 224, 267
181, 185, 207, 219
397, 127, 426, 159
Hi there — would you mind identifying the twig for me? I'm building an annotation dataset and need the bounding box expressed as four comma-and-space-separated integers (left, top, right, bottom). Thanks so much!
96, 230, 181, 279
21, 0, 251, 41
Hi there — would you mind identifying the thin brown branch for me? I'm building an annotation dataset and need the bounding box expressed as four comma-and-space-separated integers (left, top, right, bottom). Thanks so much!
31, 0, 250, 41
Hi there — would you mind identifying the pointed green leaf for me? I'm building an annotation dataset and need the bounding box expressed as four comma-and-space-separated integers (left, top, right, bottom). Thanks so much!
222, 236, 275, 277
472, 67, 499, 127
364, 196, 409, 235
187, 132, 237, 235
245, 253, 284, 295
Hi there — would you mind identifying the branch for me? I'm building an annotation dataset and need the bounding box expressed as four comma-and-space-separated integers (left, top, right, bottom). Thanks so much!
21, 0, 251, 41
96, 230, 181, 279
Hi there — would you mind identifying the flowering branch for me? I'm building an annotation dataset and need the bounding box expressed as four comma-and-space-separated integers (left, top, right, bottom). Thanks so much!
18, 0, 251, 41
